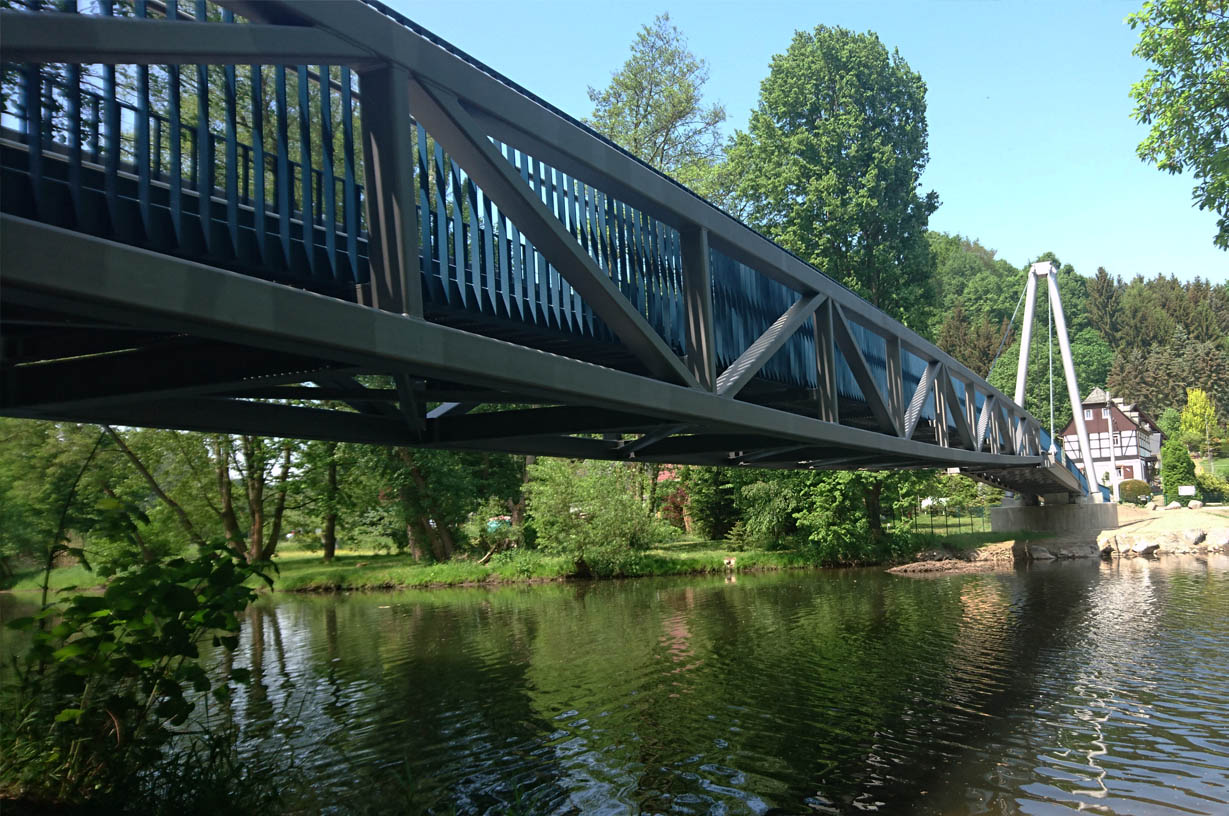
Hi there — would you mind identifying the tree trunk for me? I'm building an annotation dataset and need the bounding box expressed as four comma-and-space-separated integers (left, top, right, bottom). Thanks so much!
647, 463, 662, 516
507, 455, 534, 525
243, 436, 266, 564
260, 443, 293, 561
397, 448, 454, 560
105, 426, 207, 548
213, 437, 245, 557
403, 508, 429, 562
322, 455, 338, 562
864, 479, 884, 537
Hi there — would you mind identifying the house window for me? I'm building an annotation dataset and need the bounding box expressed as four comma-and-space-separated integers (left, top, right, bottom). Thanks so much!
1102, 408, 1110, 418
1113, 432, 1121, 446
1084, 409, 1093, 420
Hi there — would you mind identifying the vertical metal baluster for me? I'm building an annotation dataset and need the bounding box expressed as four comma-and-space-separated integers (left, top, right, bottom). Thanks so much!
549, 166, 566, 330
557, 168, 574, 331
151, 114, 161, 178
88, 95, 100, 161
57, 1, 82, 225
519, 152, 538, 323
195, 0, 211, 251
570, 177, 587, 333
340, 67, 358, 282
21, 61, 43, 217
465, 176, 481, 311
430, 137, 449, 302
220, 10, 238, 255
449, 159, 465, 307
250, 64, 266, 264
275, 65, 291, 269
296, 65, 315, 276
415, 122, 432, 298
128, 0, 151, 236
481, 190, 496, 313
165, 0, 183, 242
504, 147, 523, 320
100, 0, 120, 228
319, 64, 337, 280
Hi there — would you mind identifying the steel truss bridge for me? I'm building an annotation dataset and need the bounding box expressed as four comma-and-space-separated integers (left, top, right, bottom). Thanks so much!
0, 0, 1096, 499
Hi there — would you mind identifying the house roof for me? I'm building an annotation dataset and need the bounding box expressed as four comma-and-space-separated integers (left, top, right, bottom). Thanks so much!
1059, 401, 1143, 436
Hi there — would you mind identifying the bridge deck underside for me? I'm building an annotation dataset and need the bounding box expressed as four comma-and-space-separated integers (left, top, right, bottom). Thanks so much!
2, 215, 1077, 497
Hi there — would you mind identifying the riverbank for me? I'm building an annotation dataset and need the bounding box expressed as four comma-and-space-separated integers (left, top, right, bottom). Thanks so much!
1, 532, 1049, 594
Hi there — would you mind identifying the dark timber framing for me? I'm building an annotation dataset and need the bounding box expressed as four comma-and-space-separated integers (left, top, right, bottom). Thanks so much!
0, 0, 1090, 498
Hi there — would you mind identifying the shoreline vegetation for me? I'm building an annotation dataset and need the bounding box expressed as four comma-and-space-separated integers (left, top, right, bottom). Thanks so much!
1, 532, 1058, 596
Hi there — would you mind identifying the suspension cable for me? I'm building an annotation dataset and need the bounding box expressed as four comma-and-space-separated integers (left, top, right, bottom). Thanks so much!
986, 280, 1029, 379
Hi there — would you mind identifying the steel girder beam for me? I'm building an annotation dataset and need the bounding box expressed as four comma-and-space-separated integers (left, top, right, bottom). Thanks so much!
2, 338, 341, 412
0, 10, 376, 66
0, 214, 1049, 471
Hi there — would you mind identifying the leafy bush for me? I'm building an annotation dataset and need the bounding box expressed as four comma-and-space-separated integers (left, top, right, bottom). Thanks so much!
527, 459, 671, 577
1119, 479, 1151, 504
1196, 471, 1227, 502
1162, 438, 1200, 504
1, 543, 271, 805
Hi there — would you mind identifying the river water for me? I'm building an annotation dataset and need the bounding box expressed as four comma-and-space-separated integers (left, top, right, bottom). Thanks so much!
6, 556, 1229, 814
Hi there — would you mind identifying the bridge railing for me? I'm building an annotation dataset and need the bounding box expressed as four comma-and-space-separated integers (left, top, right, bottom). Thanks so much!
0, 0, 1079, 486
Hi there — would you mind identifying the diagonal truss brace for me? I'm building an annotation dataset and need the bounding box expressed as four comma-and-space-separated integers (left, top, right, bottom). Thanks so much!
831, 304, 901, 436
405, 77, 698, 388
715, 293, 824, 398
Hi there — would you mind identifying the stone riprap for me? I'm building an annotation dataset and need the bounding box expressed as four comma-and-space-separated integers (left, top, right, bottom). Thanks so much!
1096, 506, 1229, 558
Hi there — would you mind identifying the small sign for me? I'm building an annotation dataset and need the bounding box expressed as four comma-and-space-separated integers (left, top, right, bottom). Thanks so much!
1178, 485, 1197, 497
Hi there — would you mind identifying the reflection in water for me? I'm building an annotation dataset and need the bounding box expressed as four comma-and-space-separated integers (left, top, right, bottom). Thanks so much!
8, 557, 1229, 814
203, 559, 1229, 814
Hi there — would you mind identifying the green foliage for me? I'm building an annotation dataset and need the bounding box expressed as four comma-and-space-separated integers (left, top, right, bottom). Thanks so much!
1119, 479, 1152, 504
1159, 406, 1183, 439
1196, 470, 1227, 502
586, 13, 726, 186
526, 459, 671, 577
1, 544, 270, 805
1181, 386, 1220, 454
735, 474, 807, 549
679, 466, 740, 540
1161, 436, 1200, 504
1129, 0, 1229, 249
794, 471, 931, 565
728, 25, 938, 325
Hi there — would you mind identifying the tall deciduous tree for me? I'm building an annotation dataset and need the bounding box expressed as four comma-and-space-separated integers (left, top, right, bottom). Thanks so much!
586, 13, 726, 188
727, 25, 939, 325
1128, 0, 1229, 249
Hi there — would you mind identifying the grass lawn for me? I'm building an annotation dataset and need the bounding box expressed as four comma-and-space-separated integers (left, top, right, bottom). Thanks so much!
1212, 456, 1229, 479
3, 530, 1050, 595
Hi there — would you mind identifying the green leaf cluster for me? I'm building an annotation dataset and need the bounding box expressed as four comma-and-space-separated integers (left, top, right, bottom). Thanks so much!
1, 544, 271, 804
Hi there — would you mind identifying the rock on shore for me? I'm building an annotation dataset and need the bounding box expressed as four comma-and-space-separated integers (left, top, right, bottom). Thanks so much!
1099, 526, 1229, 557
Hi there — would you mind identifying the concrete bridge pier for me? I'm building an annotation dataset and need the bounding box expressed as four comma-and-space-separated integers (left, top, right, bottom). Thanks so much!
991, 494, 1118, 538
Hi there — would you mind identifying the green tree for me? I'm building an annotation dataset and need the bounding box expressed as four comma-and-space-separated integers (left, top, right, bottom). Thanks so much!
727, 25, 938, 324
526, 458, 668, 577
586, 13, 726, 190
1180, 386, 1219, 465
1161, 435, 1200, 503
679, 466, 741, 540
1129, 0, 1229, 249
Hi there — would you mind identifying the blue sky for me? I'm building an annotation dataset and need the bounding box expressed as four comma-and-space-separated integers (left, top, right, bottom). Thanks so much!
391, 0, 1227, 284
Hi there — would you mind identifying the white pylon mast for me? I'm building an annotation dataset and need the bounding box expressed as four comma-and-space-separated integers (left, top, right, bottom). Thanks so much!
1014, 261, 1102, 502
1106, 389, 1120, 502
1014, 271, 1038, 406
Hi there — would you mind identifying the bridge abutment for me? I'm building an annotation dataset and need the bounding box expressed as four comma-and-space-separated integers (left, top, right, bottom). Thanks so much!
991, 501, 1118, 537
